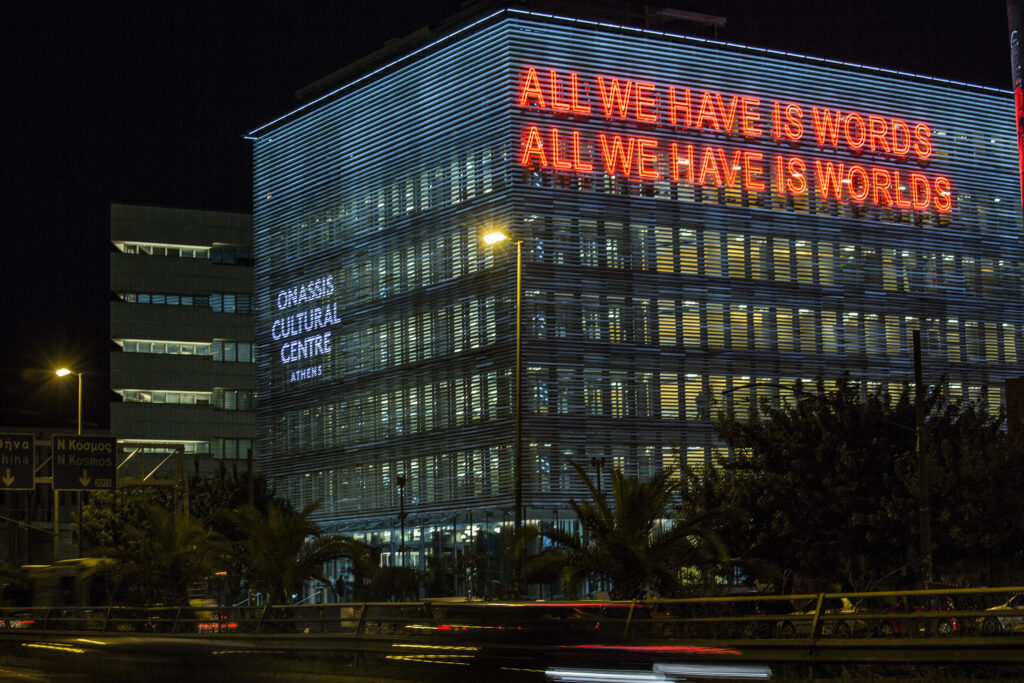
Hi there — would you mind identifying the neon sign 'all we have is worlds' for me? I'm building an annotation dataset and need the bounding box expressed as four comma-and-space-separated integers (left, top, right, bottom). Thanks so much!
516, 66, 953, 213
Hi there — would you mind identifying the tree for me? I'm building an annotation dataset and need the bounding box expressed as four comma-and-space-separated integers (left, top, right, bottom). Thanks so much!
189, 468, 294, 603
230, 501, 373, 605
115, 504, 226, 605
928, 399, 1024, 585
79, 486, 172, 556
706, 376, 1024, 590
79, 475, 375, 605
533, 463, 730, 600
79, 470, 287, 559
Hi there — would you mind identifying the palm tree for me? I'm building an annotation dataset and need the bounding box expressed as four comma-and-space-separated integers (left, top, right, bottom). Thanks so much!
117, 504, 225, 605
534, 463, 730, 600
231, 501, 373, 605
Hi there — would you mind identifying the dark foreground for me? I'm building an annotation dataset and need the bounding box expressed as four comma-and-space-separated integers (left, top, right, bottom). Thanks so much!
6, 588, 1024, 681
3, 634, 1024, 682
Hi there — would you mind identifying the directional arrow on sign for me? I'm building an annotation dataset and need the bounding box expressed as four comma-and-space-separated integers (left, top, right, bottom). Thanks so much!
52, 435, 115, 491
0, 434, 34, 490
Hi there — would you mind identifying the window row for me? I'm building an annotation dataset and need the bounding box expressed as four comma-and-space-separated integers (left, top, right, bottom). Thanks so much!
117, 243, 253, 265
536, 294, 1020, 364
270, 368, 1004, 457
120, 292, 253, 313
213, 437, 254, 460
279, 446, 510, 516
315, 291, 1019, 374
275, 440, 730, 515
120, 390, 212, 405
119, 388, 254, 410
119, 339, 255, 362
550, 221, 1019, 299
532, 371, 1004, 422
331, 297, 496, 375
118, 243, 208, 258
117, 440, 210, 455
268, 147, 499, 265
270, 371, 504, 454
284, 227, 1019, 331
331, 226, 503, 306
212, 389, 256, 411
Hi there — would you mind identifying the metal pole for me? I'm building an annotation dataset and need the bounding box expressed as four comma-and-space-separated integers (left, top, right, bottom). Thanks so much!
913, 330, 932, 587
247, 447, 254, 506
397, 475, 406, 568
53, 486, 59, 562
76, 372, 82, 435
513, 239, 523, 599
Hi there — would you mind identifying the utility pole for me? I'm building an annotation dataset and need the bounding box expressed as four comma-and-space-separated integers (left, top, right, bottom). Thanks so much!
913, 330, 933, 587
396, 475, 407, 568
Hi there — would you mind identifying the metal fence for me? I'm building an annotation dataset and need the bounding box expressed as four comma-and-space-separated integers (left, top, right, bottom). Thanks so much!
2, 585, 1024, 644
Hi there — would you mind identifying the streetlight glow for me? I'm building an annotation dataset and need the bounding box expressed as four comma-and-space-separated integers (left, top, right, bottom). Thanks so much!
55, 368, 83, 435
53, 366, 84, 562
482, 229, 524, 598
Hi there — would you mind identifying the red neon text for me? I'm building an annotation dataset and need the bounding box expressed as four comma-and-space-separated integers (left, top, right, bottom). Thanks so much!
517, 66, 938, 163
520, 124, 953, 213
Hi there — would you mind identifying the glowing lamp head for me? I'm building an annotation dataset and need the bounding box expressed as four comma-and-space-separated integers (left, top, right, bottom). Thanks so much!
483, 231, 509, 245
55, 368, 73, 377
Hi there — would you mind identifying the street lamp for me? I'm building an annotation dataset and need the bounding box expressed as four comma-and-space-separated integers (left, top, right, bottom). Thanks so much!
55, 368, 82, 435
54, 367, 83, 562
396, 475, 407, 568
590, 456, 604, 495
482, 230, 524, 599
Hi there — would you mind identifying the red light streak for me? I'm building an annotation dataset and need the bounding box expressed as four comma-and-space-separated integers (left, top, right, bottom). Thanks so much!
566, 644, 743, 656
198, 622, 237, 631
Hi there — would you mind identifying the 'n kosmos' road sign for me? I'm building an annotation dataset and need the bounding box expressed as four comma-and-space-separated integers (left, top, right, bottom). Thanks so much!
52, 435, 116, 491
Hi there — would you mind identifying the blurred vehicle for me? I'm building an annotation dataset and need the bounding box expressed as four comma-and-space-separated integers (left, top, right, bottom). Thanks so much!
979, 594, 1024, 635
879, 596, 960, 637
21, 558, 115, 607
776, 597, 861, 637
0, 613, 35, 629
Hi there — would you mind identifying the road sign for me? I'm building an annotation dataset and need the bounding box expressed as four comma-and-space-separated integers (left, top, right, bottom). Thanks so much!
52, 435, 116, 491
0, 434, 34, 490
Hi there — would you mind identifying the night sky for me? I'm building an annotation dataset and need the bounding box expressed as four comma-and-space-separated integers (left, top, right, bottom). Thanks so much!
0, 0, 1013, 431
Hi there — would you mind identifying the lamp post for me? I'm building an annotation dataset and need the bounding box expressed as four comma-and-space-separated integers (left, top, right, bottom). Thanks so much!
590, 456, 603, 495
54, 367, 83, 562
55, 368, 82, 435
483, 230, 524, 599
396, 475, 407, 568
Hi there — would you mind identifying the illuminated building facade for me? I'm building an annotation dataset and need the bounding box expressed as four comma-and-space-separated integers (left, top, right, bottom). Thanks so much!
249, 9, 1021, 565
110, 204, 256, 474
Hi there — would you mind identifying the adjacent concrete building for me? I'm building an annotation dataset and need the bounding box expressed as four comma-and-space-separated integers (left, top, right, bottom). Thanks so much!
109, 204, 256, 476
